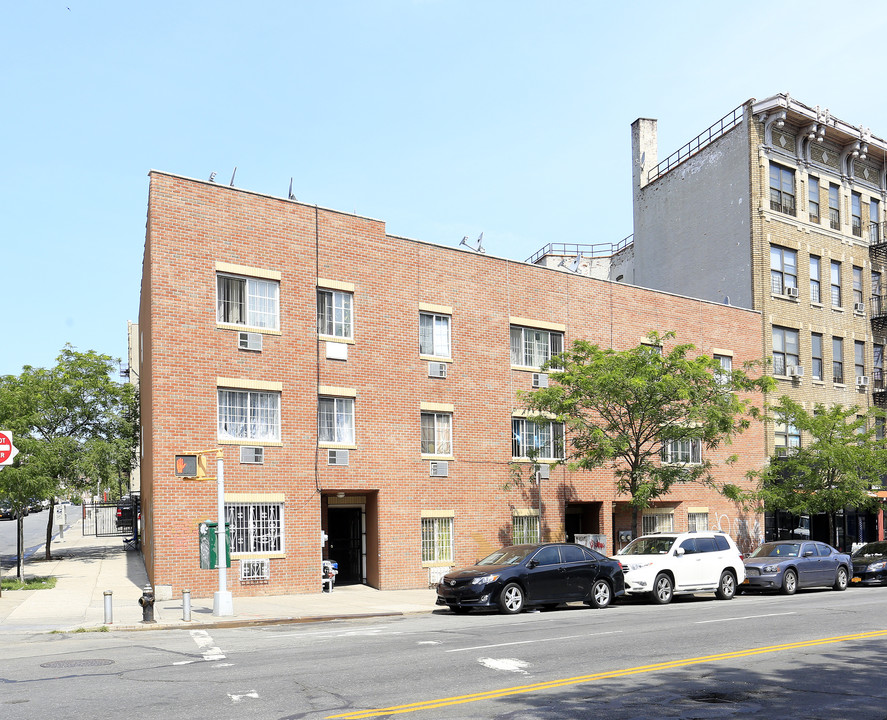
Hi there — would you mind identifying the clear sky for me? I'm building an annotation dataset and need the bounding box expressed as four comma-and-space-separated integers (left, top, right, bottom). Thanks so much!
3, 1, 887, 376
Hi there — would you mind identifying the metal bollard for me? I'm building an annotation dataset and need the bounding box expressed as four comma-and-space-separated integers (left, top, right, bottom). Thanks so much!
138, 583, 156, 623
103, 590, 113, 624
182, 589, 191, 622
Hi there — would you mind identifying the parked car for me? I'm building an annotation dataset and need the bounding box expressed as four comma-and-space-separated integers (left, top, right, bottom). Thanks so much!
116, 501, 135, 530
614, 531, 745, 604
742, 540, 850, 594
436, 542, 625, 614
850, 541, 887, 585
0, 503, 29, 520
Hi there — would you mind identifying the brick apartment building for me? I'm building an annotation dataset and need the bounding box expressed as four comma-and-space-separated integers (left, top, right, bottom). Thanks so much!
138, 170, 766, 599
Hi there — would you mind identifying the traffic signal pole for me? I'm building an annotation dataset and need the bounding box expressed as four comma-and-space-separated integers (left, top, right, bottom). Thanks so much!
213, 452, 233, 616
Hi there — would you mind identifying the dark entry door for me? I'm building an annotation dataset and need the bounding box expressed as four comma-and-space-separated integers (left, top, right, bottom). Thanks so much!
328, 507, 362, 584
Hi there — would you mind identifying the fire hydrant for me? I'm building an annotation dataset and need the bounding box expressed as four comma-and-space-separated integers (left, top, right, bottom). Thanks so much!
138, 584, 156, 623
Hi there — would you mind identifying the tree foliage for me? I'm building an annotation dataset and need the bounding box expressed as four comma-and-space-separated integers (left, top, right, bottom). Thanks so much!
521, 332, 773, 535
756, 397, 887, 546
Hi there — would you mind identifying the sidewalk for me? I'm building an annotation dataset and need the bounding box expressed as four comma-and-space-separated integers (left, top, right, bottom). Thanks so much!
0, 518, 439, 634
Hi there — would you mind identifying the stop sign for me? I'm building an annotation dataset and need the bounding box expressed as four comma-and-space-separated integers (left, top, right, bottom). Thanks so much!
0, 431, 19, 465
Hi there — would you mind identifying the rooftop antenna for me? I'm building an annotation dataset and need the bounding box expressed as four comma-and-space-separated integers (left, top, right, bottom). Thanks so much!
288, 178, 297, 201
229, 167, 237, 186
459, 233, 485, 253
558, 253, 582, 273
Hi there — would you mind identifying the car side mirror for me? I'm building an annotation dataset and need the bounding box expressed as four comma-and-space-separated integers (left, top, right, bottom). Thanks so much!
527, 560, 538, 569
804, 550, 815, 557
675, 547, 685, 557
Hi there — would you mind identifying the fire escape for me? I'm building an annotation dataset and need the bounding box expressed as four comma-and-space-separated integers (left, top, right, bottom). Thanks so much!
869, 220, 887, 408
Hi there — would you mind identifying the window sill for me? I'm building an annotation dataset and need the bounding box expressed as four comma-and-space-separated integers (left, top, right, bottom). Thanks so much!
421, 454, 454, 461
218, 438, 283, 446
512, 457, 562, 464
810, 302, 823, 309
319, 335, 355, 345
833, 383, 847, 388
420, 354, 453, 363
771, 293, 799, 302
318, 442, 357, 449
831, 306, 845, 313
231, 552, 286, 560
217, 323, 282, 335
422, 560, 454, 568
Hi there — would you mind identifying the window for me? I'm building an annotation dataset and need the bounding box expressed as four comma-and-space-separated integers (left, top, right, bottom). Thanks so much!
218, 390, 281, 441
511, 418, 564, 459
873, 272, 882, 315
714, 354, 732, 386
872, 199, 881, 242
217, 274, 279, 329
318, 397, 355, 444
512, 513, 540, 544
510, 326, 563, 368
769, 163, 796, 215
833, 337, 844, 383
317, 289, 353, 339
855, 341, 866, 380
688, 512, 709, 532
830, 261, 842, 307
853, 266, 864, 306
642, 511, 674, 535
875, 343, 884, 389
770, 246, 798, 295
421, 516, 454, 564
810, 255, 821, 303
829, 184, 840, 230
660, 438, 702, 464
775, 416, 800, 453
226, 501, 283, 554
421, 412, 452, 455
419, 313, 451, 358
811, 333, 823, 381
772, 326, 799, 376
852, 193, 862, 237
808, 176, 820, 223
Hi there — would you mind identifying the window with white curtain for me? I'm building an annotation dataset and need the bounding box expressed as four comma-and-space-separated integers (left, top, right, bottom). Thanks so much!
511, 418, 564, 459
642, 511, 674, 535
318, 397, 355, 444
660, 438, 702, 464
688, 512, 709, 532
226, 501, 283, 554
421, 412, 452, 455
217, 274, 279, 329
419, 312, 451, 358
510, 326, 563, 368
218, 390, 280, 441
317, 290, 353, 339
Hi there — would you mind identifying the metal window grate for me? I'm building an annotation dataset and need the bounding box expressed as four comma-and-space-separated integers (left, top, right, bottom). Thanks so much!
225, 502, 283, 554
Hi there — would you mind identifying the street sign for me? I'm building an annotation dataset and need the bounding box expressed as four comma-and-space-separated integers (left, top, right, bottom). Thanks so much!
0, 431, 19, 466
175, 454, 198, 476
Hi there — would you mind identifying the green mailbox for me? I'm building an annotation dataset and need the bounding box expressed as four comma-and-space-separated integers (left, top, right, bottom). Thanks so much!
199, 521, 231, 569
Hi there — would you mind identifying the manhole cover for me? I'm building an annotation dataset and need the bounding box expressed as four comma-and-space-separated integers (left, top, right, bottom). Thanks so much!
40, 659, 115, 668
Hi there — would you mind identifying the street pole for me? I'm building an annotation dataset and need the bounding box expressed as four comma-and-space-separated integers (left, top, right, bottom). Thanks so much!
212, 453, 233, 616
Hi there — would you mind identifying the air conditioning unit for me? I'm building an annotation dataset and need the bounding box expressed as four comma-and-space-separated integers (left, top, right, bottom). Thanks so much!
787, 365, 805, 378
776, 447, 799, 458
326, 342, 348, 360
328, 449, 349, 466
854, 302, 866, 314
785, 286, 799, 298
535, 463, 550, 481
238, 332, 262, 351
429, 460, 449, 477
532, 373, 548, 389
857, 375, 871, 387
240, 558, 270, 581
428, 362, 448, 379
239, 446, 264, 464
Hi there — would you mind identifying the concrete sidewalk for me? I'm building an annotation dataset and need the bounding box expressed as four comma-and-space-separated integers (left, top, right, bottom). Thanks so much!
0, 518, 439, 634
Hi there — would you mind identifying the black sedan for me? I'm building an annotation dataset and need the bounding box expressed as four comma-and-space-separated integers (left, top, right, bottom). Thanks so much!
851, 541, 887, 585
436, 542, 625, 614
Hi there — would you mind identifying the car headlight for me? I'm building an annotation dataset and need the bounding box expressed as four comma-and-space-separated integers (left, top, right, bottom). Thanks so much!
624, 562, 653, 572
867, 561, 887, 572
471, 574, 499, 585
762, 564, 780, 573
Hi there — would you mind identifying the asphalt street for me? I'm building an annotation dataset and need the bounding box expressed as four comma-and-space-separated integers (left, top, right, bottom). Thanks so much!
3, 583, 886, 719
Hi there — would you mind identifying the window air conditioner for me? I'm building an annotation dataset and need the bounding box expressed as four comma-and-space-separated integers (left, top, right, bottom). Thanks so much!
776, 447, 798, 458
328, 449, 349, 466
240, 559, 270, 581
428, 362, 448, 379
239, 446, 264, 464
535, 463, 550, 481
854, 302, 866, 314
785, 286, 799, 299
532, 373, 548, 389
238, 332, 263, 351
429, 460, 449, 477
787, 365, 804, 378
857, 376, 871, 387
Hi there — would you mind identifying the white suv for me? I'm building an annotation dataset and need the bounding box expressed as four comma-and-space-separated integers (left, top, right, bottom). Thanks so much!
614, 531, 745, 604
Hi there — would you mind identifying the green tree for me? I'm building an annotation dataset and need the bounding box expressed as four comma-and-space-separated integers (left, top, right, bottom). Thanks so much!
756, 397, 887, 547
521, 332, 773, 537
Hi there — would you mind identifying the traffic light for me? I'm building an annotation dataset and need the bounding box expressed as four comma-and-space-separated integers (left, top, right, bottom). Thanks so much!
175, 455, 198, 477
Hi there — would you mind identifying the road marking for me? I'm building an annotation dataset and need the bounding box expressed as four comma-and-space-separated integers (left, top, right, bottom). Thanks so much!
446, 630, 622, 653
228, 691, 259, 702
326, 629, 887, 719
695, 612, 796, 624
479, 658, 529, 674
190, 629, 226, 661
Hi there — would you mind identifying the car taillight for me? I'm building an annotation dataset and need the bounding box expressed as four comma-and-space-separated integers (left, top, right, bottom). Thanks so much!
116, 509, 122, 518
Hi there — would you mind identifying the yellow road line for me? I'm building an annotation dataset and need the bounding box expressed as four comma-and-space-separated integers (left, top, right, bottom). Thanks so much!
326, 629, 887, 719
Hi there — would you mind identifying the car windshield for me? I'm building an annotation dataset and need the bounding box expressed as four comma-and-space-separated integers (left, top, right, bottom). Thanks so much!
853, 542, 887, 558
749, 542, 801, 558
477, 546, 533, 566
619, 537, 676, 555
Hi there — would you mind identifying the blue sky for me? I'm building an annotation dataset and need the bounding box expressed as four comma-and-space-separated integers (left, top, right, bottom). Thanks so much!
3, 1, 887, 376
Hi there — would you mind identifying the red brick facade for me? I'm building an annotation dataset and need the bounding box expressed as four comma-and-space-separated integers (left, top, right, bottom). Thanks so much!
139, 170, 767, 598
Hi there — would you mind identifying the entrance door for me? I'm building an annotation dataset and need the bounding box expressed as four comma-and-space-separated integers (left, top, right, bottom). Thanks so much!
328, 507, 363, 585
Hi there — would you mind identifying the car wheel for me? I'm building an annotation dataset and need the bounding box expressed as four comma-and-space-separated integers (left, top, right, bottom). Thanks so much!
497, 583, 525, 614
588, 579, 612, 609
450, 605, 471, 614
781, 569, 797, 595
833, 566, 848, 591
652, 573, 673, 605
715, 571, 736, 600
